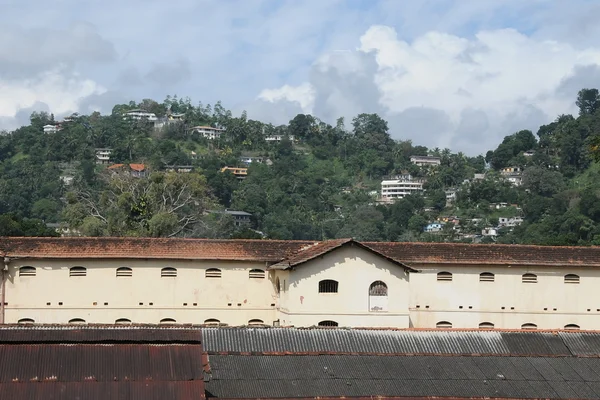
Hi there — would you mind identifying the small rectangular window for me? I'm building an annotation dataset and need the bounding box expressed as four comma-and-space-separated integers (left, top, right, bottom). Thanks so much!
249, 269, 265, 279
205, 268, 222, 278
161, 267, 177, 277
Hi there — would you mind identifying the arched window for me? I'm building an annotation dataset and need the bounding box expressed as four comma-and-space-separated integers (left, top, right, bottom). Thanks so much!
205, 268, 222, 278
437, 271, 452, 281
522, 273, 537, 283
19, 266, 36, 277
204, 318, 220, 326
69, 266, 87, 277
369, 281, 388, 296
249, 269, 265, 279
116, 267, 132, 277
17, 318, 35, 324
318, 280, 338, 293
564, 274, 580, 284
436, 321, 452, 329
479, 272, 495, 282
68, 318, 86, 324
248, 319, 264, 326
161, 267, 177, 277
275, 277, 281, 294
478, 322, 495, 329
160, 318, 176, 324
115, 318, 132, 325
564, 324, 580, 330
521, 323, 537, 330
318, 320, 339, 327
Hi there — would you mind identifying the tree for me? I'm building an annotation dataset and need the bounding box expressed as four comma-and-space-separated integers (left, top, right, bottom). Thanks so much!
576, 88, 600, 116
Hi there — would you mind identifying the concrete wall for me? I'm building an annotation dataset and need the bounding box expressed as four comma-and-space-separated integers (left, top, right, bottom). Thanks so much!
5, 258, 278, 325
276, 245, 410, 328
409, 265, 595, 329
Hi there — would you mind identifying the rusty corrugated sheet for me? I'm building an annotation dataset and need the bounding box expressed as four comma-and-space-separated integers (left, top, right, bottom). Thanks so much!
0, 325, 202, 344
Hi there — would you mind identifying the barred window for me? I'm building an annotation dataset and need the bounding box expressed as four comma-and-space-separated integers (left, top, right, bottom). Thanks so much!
115, 318, 132, 325
204, 318, 220, 326
161, 267, 177, 277
522, 273, 537, 283
564, 274, 580, 284
437, 271, 452, 281
479, 272, 495, 282
205, 268, 222, 278
521, 323, 537, 330
69, 266, 87, 277
318, 280, 338, 293
248, 319, 264, 326
436, 321, 452, 329
564, 324, 580, 330
116, 267, 133, 277
68, 318, 86, 324
369, 281, 388, 296
19, 266, 36, 277
160, 318, 176, 324
478, 322, 494, 329
318, 320, 338, 327
17, 318, 35, 324
249, 269, 265, 279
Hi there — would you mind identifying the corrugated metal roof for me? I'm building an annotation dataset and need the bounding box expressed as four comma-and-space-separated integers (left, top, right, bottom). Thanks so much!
201, 328, 597, 356
0, 326, 206, 400
205, 354, 600, 399
0, 325, 202, 344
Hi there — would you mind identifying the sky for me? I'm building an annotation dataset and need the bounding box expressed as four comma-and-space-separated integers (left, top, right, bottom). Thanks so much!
1, 0, 600, 155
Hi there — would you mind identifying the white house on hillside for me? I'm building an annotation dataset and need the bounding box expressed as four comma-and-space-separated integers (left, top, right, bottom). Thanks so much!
380, 174, 424, 200
410, 155, 441, 167
123, 109, 158, 121
190, 126, 225, 139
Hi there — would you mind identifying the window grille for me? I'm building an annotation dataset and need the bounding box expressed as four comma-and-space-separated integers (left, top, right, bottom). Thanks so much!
19, 266, 36, 277
69, 267, 87, 277
478, 322, 494, 329
205, 268, 222, 278
521, 323, 537, 330
564, 274, 580, 284
318, 320, 339, 327
369, 281, 388, 296
436, 321, 452, 328
249, 269, 265, 279
479, 272, 495, 282
161, 267, 177, 277
437, 271, 452, 281
318, 280, 339, 293
522, 273, 537, 283
116, 267, 132, 277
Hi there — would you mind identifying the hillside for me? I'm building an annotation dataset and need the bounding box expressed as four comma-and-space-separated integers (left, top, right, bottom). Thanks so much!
1, 90, 599, 245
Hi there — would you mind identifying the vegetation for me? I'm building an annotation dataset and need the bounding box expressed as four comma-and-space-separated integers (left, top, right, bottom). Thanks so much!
1, 89, 600, 245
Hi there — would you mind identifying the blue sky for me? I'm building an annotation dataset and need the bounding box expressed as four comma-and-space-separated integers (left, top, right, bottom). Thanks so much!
1, 0, 600, 154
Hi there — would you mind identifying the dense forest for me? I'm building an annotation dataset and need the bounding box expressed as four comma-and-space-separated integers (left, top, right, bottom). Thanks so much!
1, 89, 600, 245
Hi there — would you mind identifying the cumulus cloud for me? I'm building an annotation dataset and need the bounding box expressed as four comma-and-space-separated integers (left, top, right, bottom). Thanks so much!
254, 25, 600, 154
258, 83, 315, 114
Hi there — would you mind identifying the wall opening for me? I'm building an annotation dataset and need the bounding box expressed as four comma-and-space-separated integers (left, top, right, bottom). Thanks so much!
436, 321, 452, 329
68, 318, 86, 324
161, 267, 177, 277
522, 273, 537, 283
369, 281, 388, 312
204, 318, 220, 326
318, 320, 339, 327
116, 267, 133, 277
17, 318, 35, 324
160, 318, 176, 324
69, 266, 87, 277
205, 268, 222, 278
437, 271, 452, 281
564, 274, 580, 284
249, 269, 265, 279
564, 324, 580, 330
318, 280, 339, 293
115, 318, 132, 325
521, 323, 538, 330
19, 266, 36, 277
248, 319, 265, 326
479, 272, 495, 282
478, 322, 495, 329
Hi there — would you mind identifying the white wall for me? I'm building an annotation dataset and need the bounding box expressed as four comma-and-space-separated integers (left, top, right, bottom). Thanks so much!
276, 245, 410, 328
5, 259, 278, 326
409, 265, 596, 329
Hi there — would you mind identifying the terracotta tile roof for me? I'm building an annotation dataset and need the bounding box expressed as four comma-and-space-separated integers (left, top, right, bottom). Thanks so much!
365, 241, 600, 267
2, 238, 600, 268
129, 163, 146, 171
269, 239, 415, 271
0, 237, 314, 261
107, 163, 125, 169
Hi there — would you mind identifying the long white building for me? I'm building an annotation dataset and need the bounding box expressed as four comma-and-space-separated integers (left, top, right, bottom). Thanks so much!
1, 237, 599, 330
381, 174, 424, 199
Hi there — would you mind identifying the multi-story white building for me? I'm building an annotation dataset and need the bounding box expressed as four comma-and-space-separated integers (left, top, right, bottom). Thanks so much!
95, 148, 112, 165
122, 109, 158, 121
380, 174, 424, 200
43, 124, 58, 134
410, 155, 441, 167
3, 237, 600, 331
265, 135, 295, 143
190, 126, 225, 140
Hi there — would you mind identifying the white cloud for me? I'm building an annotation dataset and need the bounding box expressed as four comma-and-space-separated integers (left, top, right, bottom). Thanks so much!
256, 25, 600, 154
0, 69, 106, 128
258, 83, 315, 114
